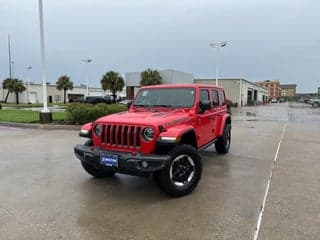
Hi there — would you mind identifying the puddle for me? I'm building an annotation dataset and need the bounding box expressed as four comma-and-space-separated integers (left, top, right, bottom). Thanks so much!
246, 112, 256, 117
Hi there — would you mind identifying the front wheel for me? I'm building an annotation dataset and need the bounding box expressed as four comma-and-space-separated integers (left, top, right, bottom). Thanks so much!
154, 144, 202, 197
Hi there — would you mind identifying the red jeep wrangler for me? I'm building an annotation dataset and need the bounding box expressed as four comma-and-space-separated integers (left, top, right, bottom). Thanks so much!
74, 84, 231, 197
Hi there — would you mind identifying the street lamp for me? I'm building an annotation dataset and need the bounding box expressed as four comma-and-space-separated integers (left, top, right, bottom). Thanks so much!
26, 66, 32, 104
210, 41, 227, 86
38, 0, 52, 123
81, 58, 93, 97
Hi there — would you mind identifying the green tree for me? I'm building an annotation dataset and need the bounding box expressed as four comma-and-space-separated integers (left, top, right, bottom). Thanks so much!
56, 75, 73, 104
2, 78, 14, 103
101, 71, 124, 102
9, 79, 26, 104
140, 69, 162, 86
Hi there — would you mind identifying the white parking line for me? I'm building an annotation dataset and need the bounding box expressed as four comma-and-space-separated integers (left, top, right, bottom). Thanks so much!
253, 123, 287, 240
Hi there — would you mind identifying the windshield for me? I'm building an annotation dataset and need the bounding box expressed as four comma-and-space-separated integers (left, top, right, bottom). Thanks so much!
133, 87, 195, 108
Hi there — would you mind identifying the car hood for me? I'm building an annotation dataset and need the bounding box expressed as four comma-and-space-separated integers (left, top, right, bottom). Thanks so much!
95, 110, 193, 128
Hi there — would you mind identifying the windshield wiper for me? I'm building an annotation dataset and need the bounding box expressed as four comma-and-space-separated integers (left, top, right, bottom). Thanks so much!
132, 104, 149, 107
151, 104, 174, 108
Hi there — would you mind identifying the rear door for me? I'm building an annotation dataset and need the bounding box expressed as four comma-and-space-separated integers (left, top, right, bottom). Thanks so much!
216, 89, 227, 136
211, 89, 220, 139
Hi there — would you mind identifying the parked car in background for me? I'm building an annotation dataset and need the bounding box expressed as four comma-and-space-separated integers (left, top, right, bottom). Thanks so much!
118, 99, 133, 107
85, 96, 112, 104
270, 98, 278, 103
309, 98, 320, 107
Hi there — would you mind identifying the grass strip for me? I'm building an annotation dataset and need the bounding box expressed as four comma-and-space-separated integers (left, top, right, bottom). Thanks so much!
0, 109, 66, 123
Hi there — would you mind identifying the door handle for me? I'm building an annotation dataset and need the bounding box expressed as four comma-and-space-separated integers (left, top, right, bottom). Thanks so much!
209, 116, 215, 119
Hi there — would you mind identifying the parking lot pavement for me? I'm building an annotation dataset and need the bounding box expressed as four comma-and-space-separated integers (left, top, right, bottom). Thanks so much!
0, 103, 319, 240
259, 122, 320, 240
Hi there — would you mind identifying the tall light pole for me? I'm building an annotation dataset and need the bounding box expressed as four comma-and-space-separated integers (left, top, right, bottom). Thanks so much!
11, 61, 15, 78
26, 66, 32, 103
38, 0, 52, 123
210, 41, 227, 86
81, 58, 92, 97
8, 35, 12, 79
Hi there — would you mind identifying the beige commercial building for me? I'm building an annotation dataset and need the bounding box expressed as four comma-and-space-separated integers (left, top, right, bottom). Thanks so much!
280, 84, 297, 97
0, 82, 126, 104
194, 78, 269, 106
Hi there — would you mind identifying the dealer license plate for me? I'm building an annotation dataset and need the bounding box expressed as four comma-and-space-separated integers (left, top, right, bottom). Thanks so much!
100, 154, 118, 167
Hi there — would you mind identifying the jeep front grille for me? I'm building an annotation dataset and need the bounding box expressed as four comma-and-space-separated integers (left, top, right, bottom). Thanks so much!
103, 124, 142, 148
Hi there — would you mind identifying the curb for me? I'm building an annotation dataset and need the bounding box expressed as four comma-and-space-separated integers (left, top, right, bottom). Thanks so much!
0, 121, 81, 130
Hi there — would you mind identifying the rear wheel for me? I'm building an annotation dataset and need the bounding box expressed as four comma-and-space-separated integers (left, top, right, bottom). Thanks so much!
154, 144, 202, 197
215, 124, 231, 154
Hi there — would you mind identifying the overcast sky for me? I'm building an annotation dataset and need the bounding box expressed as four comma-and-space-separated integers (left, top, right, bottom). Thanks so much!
0, 0, 319, 92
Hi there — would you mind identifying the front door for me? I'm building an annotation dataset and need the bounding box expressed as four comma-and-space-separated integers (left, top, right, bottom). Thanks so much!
197, 89, 214, 147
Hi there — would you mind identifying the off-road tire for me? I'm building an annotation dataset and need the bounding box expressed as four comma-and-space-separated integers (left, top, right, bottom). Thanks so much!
81, 139, 116, 178
154, 144, 202, 197
215, 124, 231, 154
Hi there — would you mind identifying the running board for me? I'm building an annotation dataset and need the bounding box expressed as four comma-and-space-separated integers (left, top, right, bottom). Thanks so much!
198, 138, 218, 151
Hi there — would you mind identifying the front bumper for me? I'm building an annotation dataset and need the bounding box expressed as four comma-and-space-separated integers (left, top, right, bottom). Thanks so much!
74, 144, 170, 176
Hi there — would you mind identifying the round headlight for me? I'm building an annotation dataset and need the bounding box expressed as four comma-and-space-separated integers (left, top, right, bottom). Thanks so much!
142, 127, 154, 141
94, 124, 103, 136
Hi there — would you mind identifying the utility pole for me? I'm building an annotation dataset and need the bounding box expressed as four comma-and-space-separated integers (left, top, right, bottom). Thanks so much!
8, 35, 12, 79
26, 66, 32, 103
11, 61, 15, 78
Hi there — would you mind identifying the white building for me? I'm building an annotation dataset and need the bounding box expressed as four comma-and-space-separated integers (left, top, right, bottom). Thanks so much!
194, 78, 269, 106
0, 82, 126, 104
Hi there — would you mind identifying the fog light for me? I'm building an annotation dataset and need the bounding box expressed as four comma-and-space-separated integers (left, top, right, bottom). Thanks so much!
142, 161, 148, 168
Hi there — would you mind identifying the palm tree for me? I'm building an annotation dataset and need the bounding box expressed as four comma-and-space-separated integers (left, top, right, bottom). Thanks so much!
56, 75, 73, 104
8, 79, 26, 104
2, 78, 14, 103
140, 69, 162, 86
101, 71, 124, 102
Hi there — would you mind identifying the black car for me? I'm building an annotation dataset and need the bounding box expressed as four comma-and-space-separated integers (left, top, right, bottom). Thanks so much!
85, 96, 112, 104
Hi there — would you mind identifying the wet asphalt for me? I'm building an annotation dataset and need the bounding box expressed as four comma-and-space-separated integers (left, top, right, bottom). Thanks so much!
0, 103, 319, 240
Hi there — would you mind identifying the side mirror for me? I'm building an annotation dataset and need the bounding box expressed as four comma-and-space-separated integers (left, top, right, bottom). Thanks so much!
199, 100, 211, 112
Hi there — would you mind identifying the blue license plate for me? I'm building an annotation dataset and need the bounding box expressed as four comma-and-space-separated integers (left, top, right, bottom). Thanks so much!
100, 154, 118, 167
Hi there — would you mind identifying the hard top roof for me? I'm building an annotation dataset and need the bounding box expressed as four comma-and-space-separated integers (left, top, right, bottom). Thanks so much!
140, 83, 224, 89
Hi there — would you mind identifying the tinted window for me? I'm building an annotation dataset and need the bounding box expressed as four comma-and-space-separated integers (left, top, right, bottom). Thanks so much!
211, 90, 219, 107
218, 90, 226, 106
200, 89, 210, 102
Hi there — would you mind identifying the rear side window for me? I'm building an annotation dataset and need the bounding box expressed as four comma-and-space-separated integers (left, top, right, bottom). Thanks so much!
200, 89, 210, 102
211, 90, 219, 107
218, 90, 226, 106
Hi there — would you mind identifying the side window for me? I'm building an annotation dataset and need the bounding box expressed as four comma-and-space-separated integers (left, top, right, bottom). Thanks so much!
211, 90, 219, 107
218, 90, 226, 106
200, 89, 210, 102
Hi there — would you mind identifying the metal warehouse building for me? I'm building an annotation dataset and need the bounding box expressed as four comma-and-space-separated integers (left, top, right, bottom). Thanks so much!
194, 78, 269, 106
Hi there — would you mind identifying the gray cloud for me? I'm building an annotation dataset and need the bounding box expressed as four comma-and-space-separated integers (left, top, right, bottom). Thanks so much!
0, 0, 319, 92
